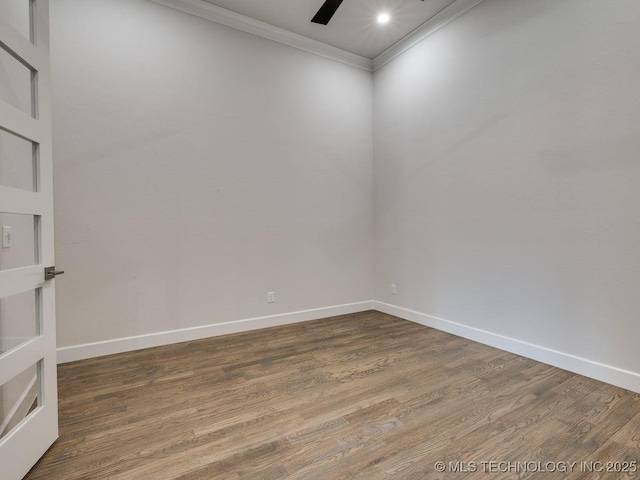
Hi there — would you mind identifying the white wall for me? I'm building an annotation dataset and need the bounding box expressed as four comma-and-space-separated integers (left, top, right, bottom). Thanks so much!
374, 0, 640, 385
50, 0, 373, 353
50, 0, 640, 392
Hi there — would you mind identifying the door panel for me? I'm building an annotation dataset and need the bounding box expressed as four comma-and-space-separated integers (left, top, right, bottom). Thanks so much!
0, 362, 39, 440
0, 213, 39, 271
0, 1, 58, 479
0, 128, 37, 192
0, 288, 39, 355
0, 44, 34, 117
0, 2, 31, 42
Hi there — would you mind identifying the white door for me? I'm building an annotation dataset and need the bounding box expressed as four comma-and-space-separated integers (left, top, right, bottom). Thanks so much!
0, 1, 59, 478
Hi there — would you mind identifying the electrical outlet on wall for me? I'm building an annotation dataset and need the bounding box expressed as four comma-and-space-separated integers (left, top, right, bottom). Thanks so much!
267, 291, 275, 303
391, 284, 397, 295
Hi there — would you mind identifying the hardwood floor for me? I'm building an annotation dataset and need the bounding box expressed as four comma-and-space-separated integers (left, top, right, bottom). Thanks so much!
25, 311, 640, 479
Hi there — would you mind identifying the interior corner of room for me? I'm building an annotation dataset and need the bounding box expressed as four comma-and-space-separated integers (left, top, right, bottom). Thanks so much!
3, 0, 640, 477
44, 0, 640, 393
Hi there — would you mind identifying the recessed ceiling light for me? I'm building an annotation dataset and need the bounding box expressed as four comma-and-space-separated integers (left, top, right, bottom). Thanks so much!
377, 13, 390, 24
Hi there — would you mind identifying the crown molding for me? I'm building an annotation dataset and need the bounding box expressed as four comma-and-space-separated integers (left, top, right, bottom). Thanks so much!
148, 0, 373, 71
148, 0, 486, 73
372, 0, 486, 71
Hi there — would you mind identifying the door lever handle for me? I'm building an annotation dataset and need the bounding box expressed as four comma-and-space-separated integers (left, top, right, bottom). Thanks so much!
44, 266, 65, 281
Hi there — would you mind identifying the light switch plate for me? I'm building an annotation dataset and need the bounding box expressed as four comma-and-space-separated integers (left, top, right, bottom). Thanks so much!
2, 226, 11, 248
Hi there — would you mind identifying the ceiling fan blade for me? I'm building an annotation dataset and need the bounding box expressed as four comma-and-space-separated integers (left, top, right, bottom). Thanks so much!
311, 0, 344, 25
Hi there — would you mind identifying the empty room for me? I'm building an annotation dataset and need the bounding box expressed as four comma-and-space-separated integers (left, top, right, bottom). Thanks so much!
1, 0, 639, 478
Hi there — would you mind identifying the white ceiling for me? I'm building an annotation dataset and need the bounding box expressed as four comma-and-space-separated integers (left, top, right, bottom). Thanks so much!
201, 0, 459, 58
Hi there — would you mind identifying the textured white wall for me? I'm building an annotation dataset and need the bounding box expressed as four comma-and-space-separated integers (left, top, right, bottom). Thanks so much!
374, 0, 640, 374
51, 0, 373, 348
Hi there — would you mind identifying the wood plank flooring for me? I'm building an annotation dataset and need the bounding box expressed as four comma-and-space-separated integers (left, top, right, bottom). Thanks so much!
25, 311, 640, 479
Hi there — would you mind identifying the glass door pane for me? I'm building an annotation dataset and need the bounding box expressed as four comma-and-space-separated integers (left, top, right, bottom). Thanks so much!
0, 129, 37, 192
0, 2, 32, 42
0, 289, 40, 355
0, 213, 38, 271
0, 362, 40, 440
0, 45, 34, 118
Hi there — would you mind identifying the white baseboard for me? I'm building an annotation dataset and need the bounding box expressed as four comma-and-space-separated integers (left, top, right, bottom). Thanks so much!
57, 299, 640, 394
56, 301, 374, 364
373, 301, 640, 394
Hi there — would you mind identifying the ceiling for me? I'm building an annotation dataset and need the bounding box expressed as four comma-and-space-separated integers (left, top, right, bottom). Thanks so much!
201, 0, 459, 59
